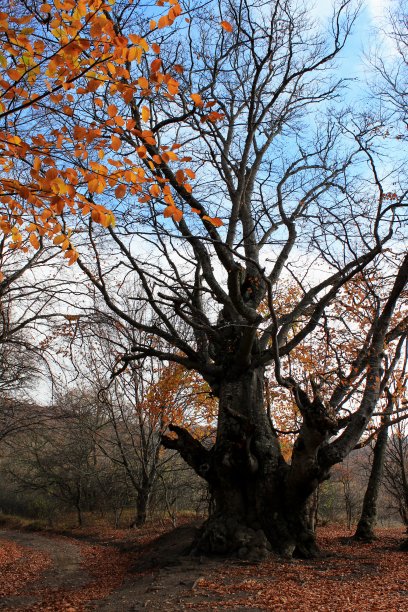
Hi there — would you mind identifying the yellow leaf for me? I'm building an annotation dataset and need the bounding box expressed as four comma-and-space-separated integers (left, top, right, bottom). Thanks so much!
141, 106, 150, 122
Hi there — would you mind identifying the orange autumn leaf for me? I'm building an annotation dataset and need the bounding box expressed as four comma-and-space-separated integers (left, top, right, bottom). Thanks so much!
190, 93, 203, 106
138, 76, 149, 89
115, 183, 127, 198
175, 169, 185, 183
29, 233, 40, 249
158, 15, 170, 29
221, 20, 233, 32
164, 204, 183, 221
114, 115, 125, 127
151, 58, 162, 73
88, 176, 106, 194
0, 0, 182, 257
167, 78, 179, 95
110, 135, 122, 151
203, 215, 223, 227
53, 234, 67, 246
150, 184, 161, 197
172, 207, 183, 222
136, 146, 147, 158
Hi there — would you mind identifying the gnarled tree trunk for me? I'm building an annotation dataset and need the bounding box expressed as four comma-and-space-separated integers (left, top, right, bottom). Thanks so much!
163, 367, 333, 559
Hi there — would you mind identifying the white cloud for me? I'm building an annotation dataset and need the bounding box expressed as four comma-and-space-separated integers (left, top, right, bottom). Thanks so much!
365, 0, 391, 22
311, 0, 392, 24
310, 0, 334, 20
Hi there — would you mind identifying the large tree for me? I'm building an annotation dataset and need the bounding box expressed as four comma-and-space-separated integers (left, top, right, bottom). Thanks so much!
69, 0, 408, 558
2, 0, 407, 558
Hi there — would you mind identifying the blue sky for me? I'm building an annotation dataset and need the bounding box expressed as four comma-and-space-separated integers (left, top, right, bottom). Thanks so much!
310, 0, 396, 102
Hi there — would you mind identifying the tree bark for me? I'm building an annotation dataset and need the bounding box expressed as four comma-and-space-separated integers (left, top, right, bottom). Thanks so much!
163, 367, 327, 559
135, 486, 150, 527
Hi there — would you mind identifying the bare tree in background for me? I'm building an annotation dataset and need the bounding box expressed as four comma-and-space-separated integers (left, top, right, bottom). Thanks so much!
0, 243, 63, 441
384, 421, 408, 549
65, 307, 214, 527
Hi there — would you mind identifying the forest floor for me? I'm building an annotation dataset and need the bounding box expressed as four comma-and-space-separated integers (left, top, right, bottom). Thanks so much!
0, 520, 407, 611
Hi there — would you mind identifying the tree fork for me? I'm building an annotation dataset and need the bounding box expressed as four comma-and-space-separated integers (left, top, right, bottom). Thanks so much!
161, 424, 213, 481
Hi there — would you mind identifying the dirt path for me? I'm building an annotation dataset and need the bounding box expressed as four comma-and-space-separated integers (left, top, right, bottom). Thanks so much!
0, 530, 89, 609
88, 524, 239, 611
0, 525, 243, 611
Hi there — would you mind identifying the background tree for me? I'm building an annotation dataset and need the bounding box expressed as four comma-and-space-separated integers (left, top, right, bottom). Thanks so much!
67, 306, 215, 526
372, 0, 407, 136
384, 421, 408, 530
354, 389, 394, 540
4, 388, 118, 527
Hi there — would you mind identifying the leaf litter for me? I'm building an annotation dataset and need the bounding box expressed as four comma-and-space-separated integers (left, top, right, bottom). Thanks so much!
0, 525, 406, 611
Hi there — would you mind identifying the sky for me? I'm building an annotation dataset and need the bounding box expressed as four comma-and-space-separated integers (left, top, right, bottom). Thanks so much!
309, 0, 396, 100
313, 0, 391, 21
14, 0, 402, 403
